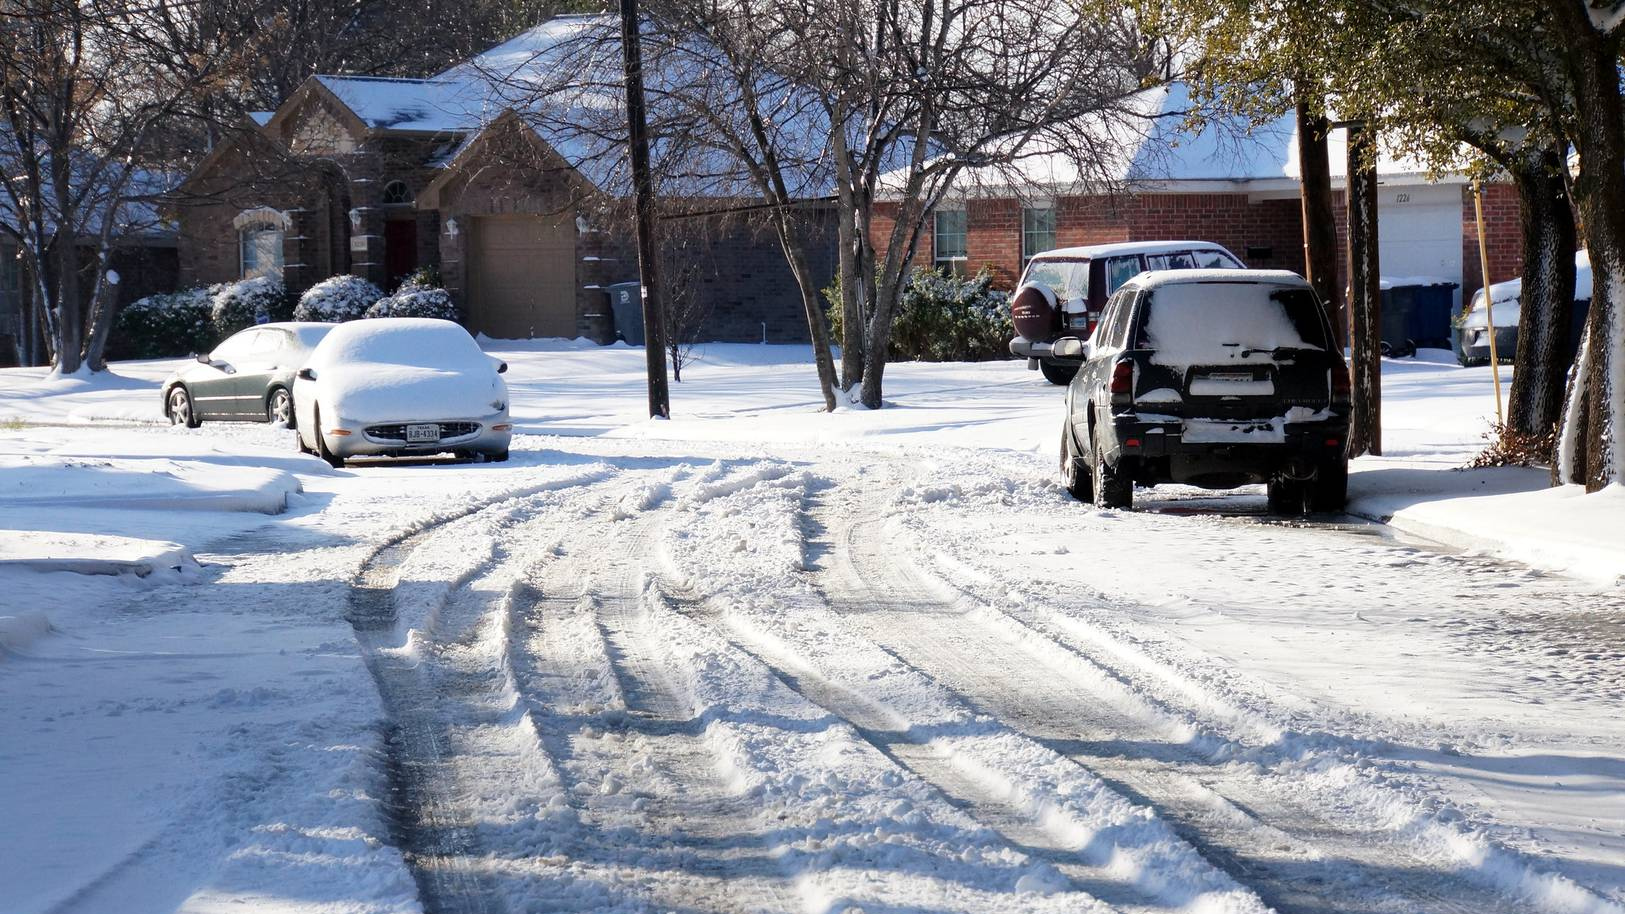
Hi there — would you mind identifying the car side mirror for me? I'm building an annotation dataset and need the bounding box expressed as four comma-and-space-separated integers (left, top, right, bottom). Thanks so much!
496, 361, 508, 374
195, 352, 210, 364
296, 367, 317, 381
1051, 336, 1087, 359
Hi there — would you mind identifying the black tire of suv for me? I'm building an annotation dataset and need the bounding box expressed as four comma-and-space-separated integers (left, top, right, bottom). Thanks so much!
1039, 359, 1078, 385
1266, 476, 1309, 515
1060, 423, 1093, 502
1092, 434, 1132, 510
1310, 457, 1349, 512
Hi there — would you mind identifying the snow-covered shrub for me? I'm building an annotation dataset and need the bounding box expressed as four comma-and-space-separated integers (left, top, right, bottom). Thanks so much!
826, 267, 1012, 362
209, 275, 293, 337
110, 288, 214, 359
365, 271, 459, 321
293, 274, 383, 322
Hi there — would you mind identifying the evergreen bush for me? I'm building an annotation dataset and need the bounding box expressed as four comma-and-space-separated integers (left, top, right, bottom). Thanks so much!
825, 267, 1012, 362
293, 274, 383, 322
109, 289, 214, 359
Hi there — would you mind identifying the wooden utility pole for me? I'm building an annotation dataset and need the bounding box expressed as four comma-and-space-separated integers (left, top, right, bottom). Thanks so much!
1344, 120, 1382, 457
619, 0, 670, 419
1295, 99, 1342, 346
1472, 179, 1505, 425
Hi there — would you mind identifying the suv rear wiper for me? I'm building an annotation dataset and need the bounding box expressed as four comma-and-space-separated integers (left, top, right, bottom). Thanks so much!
1221, 343, 1317, 360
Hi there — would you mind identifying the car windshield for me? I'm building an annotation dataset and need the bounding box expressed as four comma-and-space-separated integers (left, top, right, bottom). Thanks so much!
1138, 282, 1329, 365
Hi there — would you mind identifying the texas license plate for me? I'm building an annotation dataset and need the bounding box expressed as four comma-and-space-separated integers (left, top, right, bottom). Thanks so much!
406, 423, 440, 443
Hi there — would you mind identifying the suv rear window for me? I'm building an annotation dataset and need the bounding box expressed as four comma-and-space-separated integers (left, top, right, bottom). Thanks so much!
1138, 283, 1330, 365
1021, 258, 1086, 299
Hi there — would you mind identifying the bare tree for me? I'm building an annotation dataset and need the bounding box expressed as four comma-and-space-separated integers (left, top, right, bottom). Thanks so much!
0, 0, 272, 372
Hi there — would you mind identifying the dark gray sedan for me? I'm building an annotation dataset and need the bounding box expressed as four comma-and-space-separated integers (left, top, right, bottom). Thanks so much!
162, 322, 334, 428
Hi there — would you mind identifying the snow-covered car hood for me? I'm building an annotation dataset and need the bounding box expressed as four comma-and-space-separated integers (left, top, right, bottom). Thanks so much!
320, 362, 507, 423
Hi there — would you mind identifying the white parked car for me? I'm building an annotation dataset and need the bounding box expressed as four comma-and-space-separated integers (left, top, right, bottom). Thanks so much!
292, 318, 512, 467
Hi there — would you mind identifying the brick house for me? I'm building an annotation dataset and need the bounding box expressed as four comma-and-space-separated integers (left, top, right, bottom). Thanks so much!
174, 15, 833, 344
880, 84, 1523, 310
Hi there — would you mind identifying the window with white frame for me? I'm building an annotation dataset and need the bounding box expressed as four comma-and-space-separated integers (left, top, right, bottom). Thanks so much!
933, 209, 968, 275
239, 225, 285, 280
1021, 205, 1056, 266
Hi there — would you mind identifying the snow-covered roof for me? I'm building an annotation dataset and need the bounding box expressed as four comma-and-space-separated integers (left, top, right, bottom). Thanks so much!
914, 82, 1449, 199
1033, 239, 1235, 260
313, 76, 489, 133
1129, 268, 1310, 290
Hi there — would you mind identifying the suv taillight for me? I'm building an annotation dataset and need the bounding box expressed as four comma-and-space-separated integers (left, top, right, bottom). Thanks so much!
1110, 358, 1134, 395
1330, 364, 1351, 402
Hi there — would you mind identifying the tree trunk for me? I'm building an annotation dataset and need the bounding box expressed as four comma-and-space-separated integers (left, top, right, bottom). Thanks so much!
52, 237, 82, 375
1296, 99, 1342, 346
774, 213, 840, 411
832, 143, 866, 394
1345, 122, 1382, 457
1550, 0, 1625, 490
1506, 151, 1577, 441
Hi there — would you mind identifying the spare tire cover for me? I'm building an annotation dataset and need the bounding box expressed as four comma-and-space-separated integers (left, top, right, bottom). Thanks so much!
1011, 283, 1060, 342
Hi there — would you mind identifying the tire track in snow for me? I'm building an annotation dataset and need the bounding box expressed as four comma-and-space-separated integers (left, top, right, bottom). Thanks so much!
349, 466, 616, 914
657, 461, 1263, 914
826, 465, 1606, 914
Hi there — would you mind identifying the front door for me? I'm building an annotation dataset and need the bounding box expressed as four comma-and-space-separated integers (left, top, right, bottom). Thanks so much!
384, 218, 418, 291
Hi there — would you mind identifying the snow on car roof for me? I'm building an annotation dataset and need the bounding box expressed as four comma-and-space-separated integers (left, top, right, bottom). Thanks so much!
1128, 268, 1310, 290
1032, 240, 1236, 260
311, 318, 485, 368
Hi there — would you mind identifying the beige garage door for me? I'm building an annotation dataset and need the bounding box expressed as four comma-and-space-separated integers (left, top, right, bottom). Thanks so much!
468, 215, 576, 339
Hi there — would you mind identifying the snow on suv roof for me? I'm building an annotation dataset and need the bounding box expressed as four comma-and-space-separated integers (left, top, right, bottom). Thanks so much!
1031, 240, 1234, 260
1128, 268, 1310, 290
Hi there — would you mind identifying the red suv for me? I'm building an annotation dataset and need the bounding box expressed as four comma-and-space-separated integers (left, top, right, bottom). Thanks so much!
1010, 241, 1245, 384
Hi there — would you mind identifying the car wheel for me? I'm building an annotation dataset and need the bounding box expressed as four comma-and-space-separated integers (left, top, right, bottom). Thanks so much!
1310, 457, 1349, 512
1059, 423, 1092, 502
1266, 476, 1309, 515
167, 386, 201, 428
312, 405, 344, 469
1092, 431, 1132, 510
485, 449, 509, 463
1039, 359, 1078, 386
266, 387, 293, 429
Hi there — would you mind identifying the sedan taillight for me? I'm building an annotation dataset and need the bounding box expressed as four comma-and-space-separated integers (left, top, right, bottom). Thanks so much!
1110, 358, 1134, 395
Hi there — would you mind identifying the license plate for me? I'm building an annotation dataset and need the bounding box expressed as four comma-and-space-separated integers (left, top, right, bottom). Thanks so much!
405, 423, 440, 443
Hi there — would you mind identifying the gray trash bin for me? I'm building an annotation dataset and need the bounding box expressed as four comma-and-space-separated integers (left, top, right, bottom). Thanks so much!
606, 281, 644, 346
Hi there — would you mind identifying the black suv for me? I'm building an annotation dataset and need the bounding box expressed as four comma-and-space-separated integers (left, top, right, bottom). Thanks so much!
1058, 270, 1351, 512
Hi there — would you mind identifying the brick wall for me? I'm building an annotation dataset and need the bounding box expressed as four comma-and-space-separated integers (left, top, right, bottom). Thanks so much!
1461, 182, 1522, 305
874, 191, 1309, 288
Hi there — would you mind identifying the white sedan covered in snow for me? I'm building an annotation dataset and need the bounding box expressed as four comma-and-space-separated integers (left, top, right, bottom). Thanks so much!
292, 318, 512, 467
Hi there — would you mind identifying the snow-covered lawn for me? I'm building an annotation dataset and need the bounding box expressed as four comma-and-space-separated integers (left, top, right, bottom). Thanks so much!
2, 341, 1621, 914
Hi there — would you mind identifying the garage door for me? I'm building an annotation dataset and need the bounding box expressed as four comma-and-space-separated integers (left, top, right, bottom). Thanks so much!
1378, 186, 1464, 307
467, 216, 576, 339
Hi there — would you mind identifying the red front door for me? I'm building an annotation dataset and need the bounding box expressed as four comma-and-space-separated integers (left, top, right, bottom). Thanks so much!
384, 219, 418, 290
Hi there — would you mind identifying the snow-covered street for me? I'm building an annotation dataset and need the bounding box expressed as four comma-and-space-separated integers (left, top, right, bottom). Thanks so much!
3, 344, 1623, 914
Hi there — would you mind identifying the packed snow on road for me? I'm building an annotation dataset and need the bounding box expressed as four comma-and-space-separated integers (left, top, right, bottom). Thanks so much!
2, 342, 1622, 914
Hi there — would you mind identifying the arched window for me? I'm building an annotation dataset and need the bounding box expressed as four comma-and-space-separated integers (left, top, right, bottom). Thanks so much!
239, 225, 284, 280
233, 207, 289, 280
382, 180, 411, 205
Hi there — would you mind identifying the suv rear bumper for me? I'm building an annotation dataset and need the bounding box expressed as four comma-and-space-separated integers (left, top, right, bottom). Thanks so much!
1101, 413, 1349, 487
1010, 336, 1051, 360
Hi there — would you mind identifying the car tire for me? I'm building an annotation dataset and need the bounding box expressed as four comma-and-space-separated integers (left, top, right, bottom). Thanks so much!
1092, 432, 1132, 510
1059, 423, 1092, 502
1039, 359, 1078, 386
266, 387, 294, 429
485, 449, 509, 463
312, 405, 344, 469
1266, 476, 1309, 515
167, 386, 201, 428
1310, 457, 1349, 512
